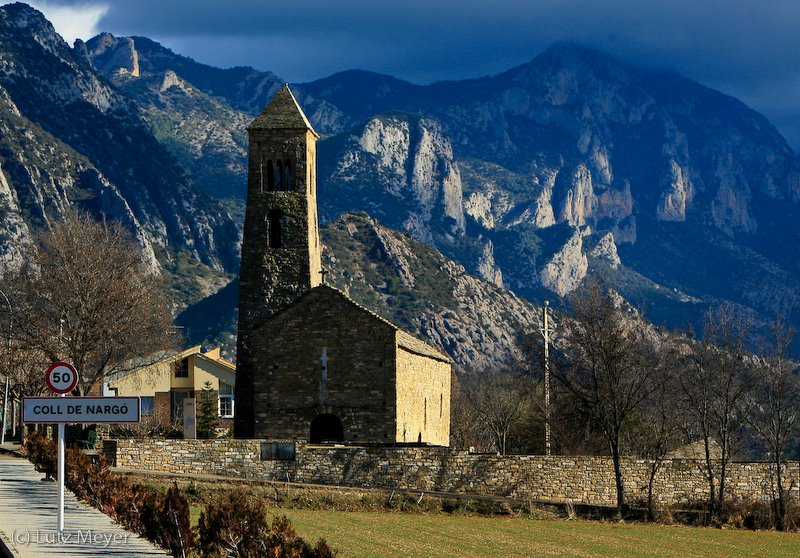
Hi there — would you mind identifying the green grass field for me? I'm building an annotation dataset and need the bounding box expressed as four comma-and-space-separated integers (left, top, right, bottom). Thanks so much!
269, 508, 800, 558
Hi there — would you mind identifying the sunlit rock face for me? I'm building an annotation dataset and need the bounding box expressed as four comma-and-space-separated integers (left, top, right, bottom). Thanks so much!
324, 114, 466, 245
539, 226, 588, 297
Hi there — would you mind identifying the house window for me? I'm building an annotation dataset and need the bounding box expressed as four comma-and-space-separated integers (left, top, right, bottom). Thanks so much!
174, 357, 189, 378
219, 382, 234, 418
141, 396, 154, 416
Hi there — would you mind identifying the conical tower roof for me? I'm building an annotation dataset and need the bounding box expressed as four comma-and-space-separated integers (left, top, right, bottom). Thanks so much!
248, 84, 318, 136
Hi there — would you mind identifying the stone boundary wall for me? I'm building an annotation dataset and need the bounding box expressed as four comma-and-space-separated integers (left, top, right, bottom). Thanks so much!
109, 439, 800, 508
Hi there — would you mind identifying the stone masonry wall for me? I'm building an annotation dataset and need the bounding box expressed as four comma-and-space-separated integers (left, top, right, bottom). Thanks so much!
110, 439, 800, 507
395, 348, 450, 446
252, 287, 399, 442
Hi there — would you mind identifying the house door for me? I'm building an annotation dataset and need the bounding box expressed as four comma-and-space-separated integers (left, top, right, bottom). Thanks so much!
309, 414, 344, 443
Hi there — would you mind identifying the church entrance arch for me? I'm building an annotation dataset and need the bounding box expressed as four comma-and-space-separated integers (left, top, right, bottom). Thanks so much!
310, 413, 344, 443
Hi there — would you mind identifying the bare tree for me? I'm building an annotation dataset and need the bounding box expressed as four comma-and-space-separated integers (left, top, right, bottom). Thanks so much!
748, 320, 800, 530
629, 339, 682, 521
0, 344, 50, 439
462, 369, 533, 455
449, 374, 487, 450
7, 213, 177, 395
678, 303, 753, 523
556, 278, 657, 517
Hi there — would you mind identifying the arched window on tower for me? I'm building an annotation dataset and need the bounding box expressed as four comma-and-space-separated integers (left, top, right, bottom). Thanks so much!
284, 160, 292, 190
266, 160, 275, 191
267, 209, 285, 248
275, 160, 284, 191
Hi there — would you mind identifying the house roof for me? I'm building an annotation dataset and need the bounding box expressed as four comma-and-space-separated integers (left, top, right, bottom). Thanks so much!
195, 351, 236, 372
248, 84, 319, 137
107, 345, 235, 385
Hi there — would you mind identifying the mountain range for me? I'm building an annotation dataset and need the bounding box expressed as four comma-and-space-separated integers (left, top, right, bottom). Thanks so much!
1, 2, 799, 367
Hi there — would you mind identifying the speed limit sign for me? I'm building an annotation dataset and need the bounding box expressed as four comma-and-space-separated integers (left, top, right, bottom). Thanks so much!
45, 362, 79, 394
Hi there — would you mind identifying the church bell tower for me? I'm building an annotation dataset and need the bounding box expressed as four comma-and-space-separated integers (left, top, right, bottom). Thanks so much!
235, 85, 322, 437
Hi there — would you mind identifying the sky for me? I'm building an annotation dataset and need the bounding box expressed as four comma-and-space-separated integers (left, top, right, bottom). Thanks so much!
19, 0, 800, 150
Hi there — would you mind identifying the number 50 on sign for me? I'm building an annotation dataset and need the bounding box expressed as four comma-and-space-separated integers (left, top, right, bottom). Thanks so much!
45, 362, 79, 394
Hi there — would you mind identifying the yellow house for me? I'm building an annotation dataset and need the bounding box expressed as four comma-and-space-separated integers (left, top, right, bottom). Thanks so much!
107, 346, 235, 425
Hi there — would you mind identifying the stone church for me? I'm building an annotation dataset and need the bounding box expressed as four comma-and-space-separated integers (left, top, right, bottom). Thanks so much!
234, 85, 451, 446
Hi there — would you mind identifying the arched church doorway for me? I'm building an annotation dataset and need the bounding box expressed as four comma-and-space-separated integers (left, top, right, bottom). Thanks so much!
310, 414, 344, 443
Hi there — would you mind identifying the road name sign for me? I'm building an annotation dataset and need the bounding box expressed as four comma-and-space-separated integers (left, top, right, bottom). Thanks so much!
22, 396, 141, 424
45, 362, 79, 394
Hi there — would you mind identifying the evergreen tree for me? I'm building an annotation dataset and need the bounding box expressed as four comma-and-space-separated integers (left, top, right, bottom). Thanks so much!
197, 381, 218, 439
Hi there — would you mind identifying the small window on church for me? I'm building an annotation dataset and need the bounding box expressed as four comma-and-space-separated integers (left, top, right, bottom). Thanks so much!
284, 160, 292, 189
267, 209, 284, 248
266, 160, 275, 191
275, 160, 284, 190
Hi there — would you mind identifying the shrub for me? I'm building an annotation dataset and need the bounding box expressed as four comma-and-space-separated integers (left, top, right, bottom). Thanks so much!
25, 433, 196, 557
199, 486, 336, 557
199, 486, 270, 557
28, 437, 334, 556
24, 431, 56, 479
159, 483, 196, 558
265, 515, 337, 558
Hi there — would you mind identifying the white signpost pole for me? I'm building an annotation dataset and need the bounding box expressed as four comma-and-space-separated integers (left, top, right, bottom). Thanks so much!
57, 393, 65, 539
43, 361, 78, 540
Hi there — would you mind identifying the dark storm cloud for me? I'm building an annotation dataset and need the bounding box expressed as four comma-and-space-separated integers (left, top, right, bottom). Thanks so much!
30, 0, 800, 148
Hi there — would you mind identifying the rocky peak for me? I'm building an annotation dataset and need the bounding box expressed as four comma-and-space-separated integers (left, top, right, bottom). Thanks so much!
539, 226, 588, 297
84, 33, 140, 78
159, 70, 191, 93
0, 5, 118, 112
552, 162, 597, 226
589, 232, 621, 269
85, 32, 285, 116
476, 240, 504, 287
1, 3, 65, 57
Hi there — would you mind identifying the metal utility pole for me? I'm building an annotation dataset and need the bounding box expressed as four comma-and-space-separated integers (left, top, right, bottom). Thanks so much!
539, 301, 555, 456
0, 288, 10, 445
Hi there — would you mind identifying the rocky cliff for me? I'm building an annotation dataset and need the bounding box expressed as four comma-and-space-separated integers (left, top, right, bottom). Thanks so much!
0, 4, 241, 305
72, 23, 800, 340
303, 44, 800, 331
5, 4, 800, 353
